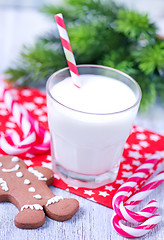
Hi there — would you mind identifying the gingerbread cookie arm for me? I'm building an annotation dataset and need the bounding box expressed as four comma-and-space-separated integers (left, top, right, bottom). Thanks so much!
28, 166, 54, 185
0, 159, 11, 202
0, 177, 10, 202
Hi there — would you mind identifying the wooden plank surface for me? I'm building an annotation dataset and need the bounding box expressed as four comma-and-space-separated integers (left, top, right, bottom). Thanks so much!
0, 7, 164, 240
0, 180, 164, 240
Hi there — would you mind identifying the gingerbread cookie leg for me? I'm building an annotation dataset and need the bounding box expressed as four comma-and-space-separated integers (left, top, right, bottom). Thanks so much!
32, 167, 79, 221
44, 197, 79, 221
15, 205, 45, 229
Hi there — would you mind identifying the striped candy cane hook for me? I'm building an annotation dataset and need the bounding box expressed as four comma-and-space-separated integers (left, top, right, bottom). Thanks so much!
126, 170, 164, 206
0, 79, 50, 155
112, 159, 160, 221
112, 213, 161, 238
111, 159, 163, 238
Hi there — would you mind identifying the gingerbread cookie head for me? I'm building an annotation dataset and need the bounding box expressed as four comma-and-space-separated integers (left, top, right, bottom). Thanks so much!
0, 155, 26, 172
0, 156, 79, 229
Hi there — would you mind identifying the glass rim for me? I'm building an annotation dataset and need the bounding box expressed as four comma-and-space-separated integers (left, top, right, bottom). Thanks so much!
46, 64, 142, 115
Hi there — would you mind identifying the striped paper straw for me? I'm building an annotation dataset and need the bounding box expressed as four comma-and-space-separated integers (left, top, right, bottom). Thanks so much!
54, 13, 81, 88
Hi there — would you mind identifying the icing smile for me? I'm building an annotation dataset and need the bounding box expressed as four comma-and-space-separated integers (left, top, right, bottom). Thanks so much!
2, 164, 20, 172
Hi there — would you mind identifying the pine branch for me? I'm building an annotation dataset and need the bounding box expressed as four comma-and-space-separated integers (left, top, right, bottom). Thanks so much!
137, 75, 157, 112
6, 37, 66, 87
133, 42, 164, 75
5, 0, 164, 111
114, 9, 157, 40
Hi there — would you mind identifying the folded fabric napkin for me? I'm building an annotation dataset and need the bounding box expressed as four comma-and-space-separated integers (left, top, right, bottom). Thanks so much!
0, 87, 164, 208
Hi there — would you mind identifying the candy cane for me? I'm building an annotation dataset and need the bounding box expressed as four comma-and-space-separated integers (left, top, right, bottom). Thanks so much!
112, 161, 164, 238
0, 85, 36, 154
125, 200, 158, 218
111, 213, 161, 238
112, 188, 161, 238
126, 170, 164, 207
112, 158, 160, 223
24, 111, 50, 153
0, 80, 50, 155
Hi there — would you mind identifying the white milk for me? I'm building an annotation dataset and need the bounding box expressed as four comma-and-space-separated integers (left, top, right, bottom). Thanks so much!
47, 74, 139, 187
52, 75, 136, 114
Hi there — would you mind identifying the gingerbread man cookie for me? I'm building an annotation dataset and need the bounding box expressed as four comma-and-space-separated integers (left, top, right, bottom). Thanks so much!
0, 156, 79, 229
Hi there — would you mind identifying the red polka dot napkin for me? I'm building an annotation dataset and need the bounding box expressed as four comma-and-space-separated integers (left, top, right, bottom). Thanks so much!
0, 87, 164, 208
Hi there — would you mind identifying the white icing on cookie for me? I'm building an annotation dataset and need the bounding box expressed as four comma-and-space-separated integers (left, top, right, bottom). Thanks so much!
0, 178, 8, 191
16, 172, 23, 178
33, 194, 42, 199
21, 204, 43, 211
24, 179, 31, 185
2, 164, 20, 172
46, 196, 64, 207
28, 187, 36, 192
12, 156, 19, 162
28, 167, 47, 181
0, 162, 2, 167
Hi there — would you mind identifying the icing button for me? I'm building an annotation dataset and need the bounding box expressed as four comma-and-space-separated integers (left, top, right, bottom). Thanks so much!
0, 162, 2, 167
28, 187, 36, 192
33, 194, 42, 199
24, 179, 31, 185
16, 172, 23, 178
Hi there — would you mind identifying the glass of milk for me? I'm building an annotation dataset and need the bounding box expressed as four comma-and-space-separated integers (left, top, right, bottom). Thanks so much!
46, 65, 141, 188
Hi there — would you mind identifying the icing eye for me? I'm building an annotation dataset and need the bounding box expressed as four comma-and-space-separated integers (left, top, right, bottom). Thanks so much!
11, 156, 19, 162
0, 162, 2, 167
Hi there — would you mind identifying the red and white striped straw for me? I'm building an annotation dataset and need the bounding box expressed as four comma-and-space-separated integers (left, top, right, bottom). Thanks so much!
54, 13, 81, 88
